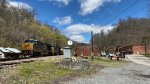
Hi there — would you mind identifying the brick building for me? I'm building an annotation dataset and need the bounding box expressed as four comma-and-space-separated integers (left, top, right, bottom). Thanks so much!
74, 43, 99, 56
119, 45, 150, 54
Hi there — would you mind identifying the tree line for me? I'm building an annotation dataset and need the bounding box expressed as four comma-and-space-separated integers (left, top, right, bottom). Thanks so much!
93, 17, 150, 52
0, 0, 69, 49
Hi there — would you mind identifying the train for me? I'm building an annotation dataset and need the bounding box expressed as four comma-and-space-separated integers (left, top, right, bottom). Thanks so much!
0, 39, 63, 60
21, 39, 63, 56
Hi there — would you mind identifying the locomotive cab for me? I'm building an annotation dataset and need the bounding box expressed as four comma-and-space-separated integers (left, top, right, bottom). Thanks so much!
21, 39, 35, 56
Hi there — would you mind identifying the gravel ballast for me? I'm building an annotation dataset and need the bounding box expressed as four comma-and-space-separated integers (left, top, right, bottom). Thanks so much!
64, 63, 150, 84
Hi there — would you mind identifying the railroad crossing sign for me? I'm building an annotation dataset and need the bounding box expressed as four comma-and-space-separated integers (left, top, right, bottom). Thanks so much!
67, 40, 73, 46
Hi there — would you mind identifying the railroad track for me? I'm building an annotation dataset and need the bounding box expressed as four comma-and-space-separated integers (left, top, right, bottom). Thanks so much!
0, 56, 63, 66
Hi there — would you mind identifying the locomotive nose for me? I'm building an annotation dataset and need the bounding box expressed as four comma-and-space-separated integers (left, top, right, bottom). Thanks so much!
22, 43, 33, 50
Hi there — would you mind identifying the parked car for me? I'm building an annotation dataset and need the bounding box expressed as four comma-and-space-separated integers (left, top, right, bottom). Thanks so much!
107, 52, 120, 60
108, 53, 116, 57
101, 51, 106, 56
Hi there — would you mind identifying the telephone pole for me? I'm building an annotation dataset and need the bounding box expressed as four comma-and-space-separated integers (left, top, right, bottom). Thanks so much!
142, 36, 147, 55
144, 40, 147, 55
91, 31, 94, 61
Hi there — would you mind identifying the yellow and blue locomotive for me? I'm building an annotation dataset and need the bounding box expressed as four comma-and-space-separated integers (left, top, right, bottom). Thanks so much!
21, 39, 63, 56
21, 39, 51, 56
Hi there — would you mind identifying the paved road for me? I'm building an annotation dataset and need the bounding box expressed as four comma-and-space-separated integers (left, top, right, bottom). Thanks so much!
64, 55, 150, 84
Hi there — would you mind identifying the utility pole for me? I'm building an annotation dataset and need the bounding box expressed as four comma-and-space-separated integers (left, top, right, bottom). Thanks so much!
144, 40, 147, 55
142, 36, 147, 55
91, 31, 94, 61
99, 29, 101, 56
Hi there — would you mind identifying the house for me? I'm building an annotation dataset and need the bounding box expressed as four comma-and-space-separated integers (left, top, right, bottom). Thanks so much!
119, 45, 150, 54
74, 43, 99, 56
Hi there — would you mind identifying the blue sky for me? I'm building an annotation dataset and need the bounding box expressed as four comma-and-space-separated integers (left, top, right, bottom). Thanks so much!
9, 0, 149, 43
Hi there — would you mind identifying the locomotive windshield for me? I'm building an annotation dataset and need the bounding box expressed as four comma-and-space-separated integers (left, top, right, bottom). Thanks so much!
25, 39, 38, 44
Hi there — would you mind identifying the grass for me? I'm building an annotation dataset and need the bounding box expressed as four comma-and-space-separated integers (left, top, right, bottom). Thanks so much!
0, 56, 128, 84
11, 60, 97, 84
15, 61, 72, 84
88, 56, 128, 68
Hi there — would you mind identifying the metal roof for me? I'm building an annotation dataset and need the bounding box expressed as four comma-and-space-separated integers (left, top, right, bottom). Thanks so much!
0, 47, 10, 53
5, 48, 21, 53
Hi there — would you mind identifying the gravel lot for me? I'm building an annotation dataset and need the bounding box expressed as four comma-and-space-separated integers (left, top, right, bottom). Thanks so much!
64, 62, 150, 84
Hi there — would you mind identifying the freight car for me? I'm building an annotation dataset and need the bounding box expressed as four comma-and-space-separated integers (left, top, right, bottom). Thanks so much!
51, 45, 63, 55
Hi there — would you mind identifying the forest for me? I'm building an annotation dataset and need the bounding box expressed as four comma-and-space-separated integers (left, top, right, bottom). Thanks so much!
0, 0, 68, 49
93, 17, 150, 52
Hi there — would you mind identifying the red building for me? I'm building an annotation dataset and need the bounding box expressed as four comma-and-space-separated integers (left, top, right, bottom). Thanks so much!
74, 43, 99, 56
119, 45, 150, 54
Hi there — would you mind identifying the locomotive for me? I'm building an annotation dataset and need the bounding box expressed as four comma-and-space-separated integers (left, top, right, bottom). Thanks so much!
21, 39, 63, 57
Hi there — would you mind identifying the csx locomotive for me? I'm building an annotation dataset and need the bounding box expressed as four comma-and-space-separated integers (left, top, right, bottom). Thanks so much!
21, 39, 62, 56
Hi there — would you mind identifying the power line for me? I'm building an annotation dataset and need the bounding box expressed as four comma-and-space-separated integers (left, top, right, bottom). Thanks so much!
109, 0, 141, 23
98, 0, 141, 29
96, 0, 141, 50
129, 6, 146, 16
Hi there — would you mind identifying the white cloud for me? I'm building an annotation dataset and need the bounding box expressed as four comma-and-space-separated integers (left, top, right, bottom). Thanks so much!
8, 1, 32, 10
65, 23, 113, 34
65, 23, 114, 43
113, 0, 122, 2
39, 0, 71, 6
53, 16, 72, 25
70, 35, 85, 43
79, 0, 122, 15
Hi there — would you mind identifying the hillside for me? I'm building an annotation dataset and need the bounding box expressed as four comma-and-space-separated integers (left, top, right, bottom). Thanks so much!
93, 17, 150, 51
0, 0, 68, 49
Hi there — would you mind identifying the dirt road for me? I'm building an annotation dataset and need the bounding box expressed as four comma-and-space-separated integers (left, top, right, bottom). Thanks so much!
64, 56, 150, 84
